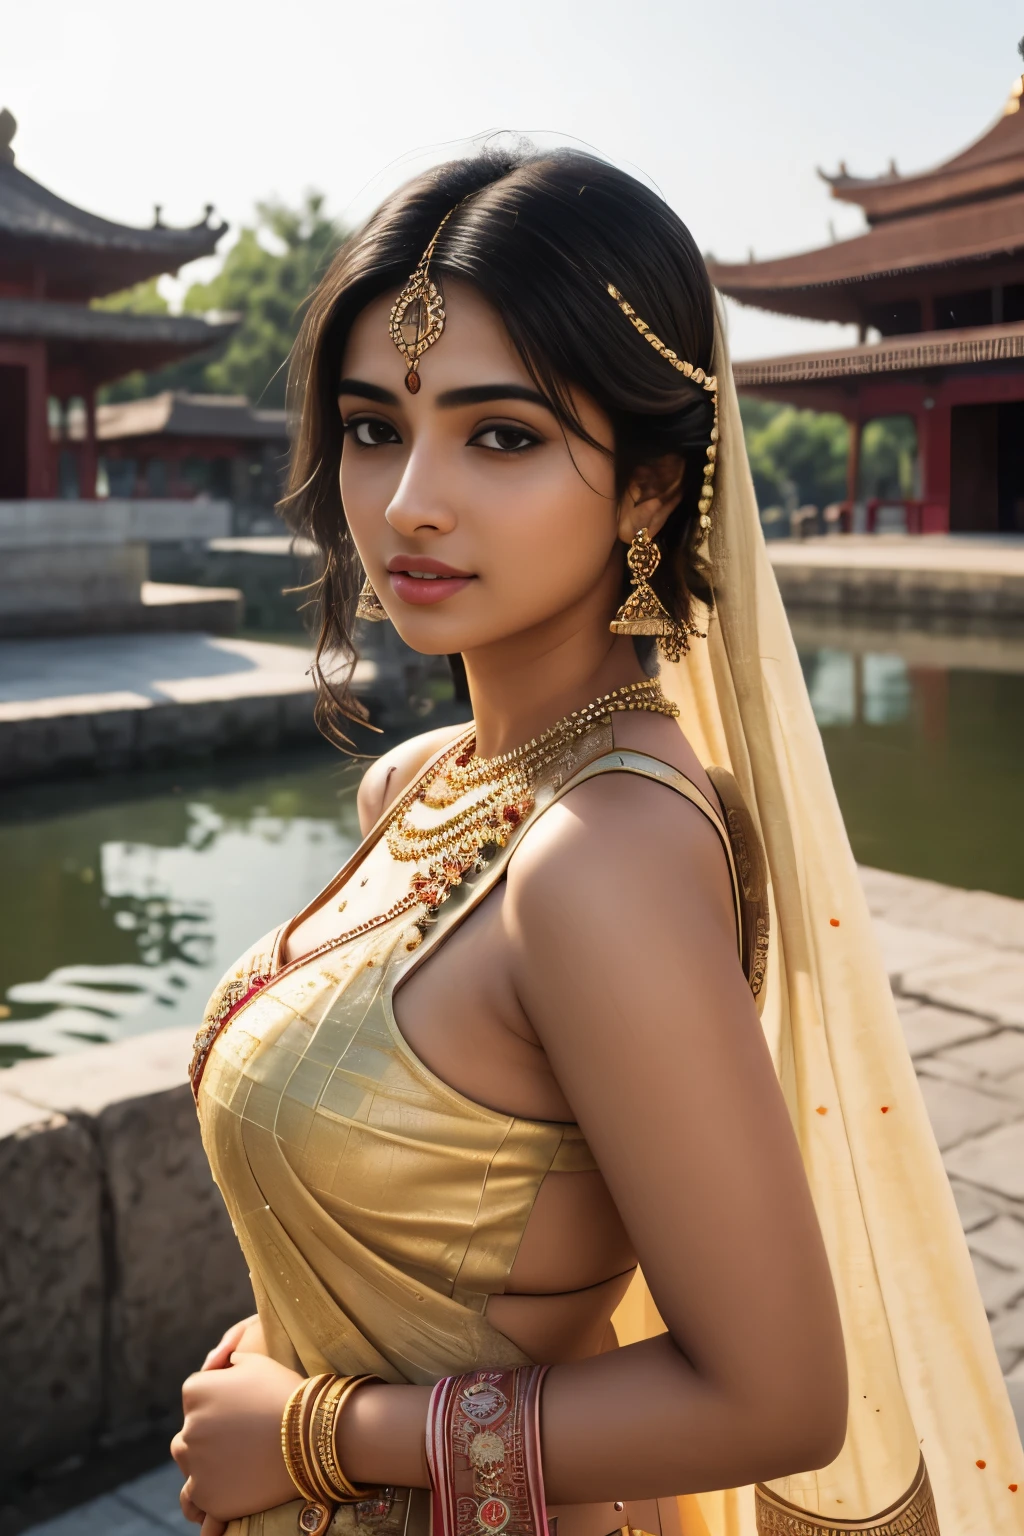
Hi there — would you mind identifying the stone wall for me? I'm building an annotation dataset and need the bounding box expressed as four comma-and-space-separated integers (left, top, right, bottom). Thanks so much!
0, 1030, 252, 1482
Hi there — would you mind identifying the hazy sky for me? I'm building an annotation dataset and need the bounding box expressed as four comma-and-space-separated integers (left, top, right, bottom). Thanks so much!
5, 0, 1022, 358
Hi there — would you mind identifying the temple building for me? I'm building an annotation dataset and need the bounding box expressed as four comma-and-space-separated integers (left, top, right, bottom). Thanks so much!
65, 392, 289, 530
709, 76, 1024, 533
0, 108, 235, 500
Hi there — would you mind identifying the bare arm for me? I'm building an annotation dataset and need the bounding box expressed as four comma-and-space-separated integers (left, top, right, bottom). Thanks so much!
176, 774, 846, 1517
502, 774, 847, 1496
339, 777, 846, 1500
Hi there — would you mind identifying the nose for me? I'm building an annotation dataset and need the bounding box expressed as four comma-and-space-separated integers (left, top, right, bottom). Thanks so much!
384, 440, 458, 539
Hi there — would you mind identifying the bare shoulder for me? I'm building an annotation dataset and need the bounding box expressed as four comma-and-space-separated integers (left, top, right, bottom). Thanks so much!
505, 767, 736, 949
356, 721, 469, 835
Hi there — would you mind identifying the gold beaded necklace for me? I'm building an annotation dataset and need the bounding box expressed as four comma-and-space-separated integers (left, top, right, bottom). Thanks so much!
385, 678, 678, 917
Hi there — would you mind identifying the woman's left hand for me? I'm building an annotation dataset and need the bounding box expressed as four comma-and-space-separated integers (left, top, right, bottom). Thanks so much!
171, 1352, 304, 1526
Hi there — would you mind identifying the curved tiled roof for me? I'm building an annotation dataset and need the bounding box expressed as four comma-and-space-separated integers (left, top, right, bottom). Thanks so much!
709, 190, 1024, 323
732, 320, 1024, 388
94, 392, 288, 442
0, 159, 227, 298
0, 297, 236, 346
822, 79, 1024, 225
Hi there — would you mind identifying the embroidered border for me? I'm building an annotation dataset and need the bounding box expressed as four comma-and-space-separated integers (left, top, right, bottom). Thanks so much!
189, 965, 271, 1100
755, 1456, 939, 1535
426, 1368, 550, 1536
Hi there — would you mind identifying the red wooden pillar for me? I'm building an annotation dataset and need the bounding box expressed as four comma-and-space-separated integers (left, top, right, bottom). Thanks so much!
845, 416, 862, 504
916, 397, 950, 532
25, 340, 49, 498
78, 387, 98, 499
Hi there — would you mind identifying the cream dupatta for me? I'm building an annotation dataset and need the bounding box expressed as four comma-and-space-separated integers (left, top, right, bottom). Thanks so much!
609, 308, 1023, 1536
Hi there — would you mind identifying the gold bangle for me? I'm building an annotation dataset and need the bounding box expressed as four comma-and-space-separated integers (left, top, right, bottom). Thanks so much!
281, 1381, 308, 1497
300, 1376, 337, 1506
281, 1374, 335, 1536
327, 1374, 385, 1502
312, 1377, 357, 1503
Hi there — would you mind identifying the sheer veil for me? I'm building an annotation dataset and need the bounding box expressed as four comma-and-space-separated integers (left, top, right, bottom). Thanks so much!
611, 303, 1023, 1536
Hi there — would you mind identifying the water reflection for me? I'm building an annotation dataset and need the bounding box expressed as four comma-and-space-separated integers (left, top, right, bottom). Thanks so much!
0, 754, 361, 1067
803, 650, 912, 727
3, 617, 1023, 1065
793, 613, 1024, 900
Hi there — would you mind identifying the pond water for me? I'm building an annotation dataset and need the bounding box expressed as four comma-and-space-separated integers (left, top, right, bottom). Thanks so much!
2, 614, 1022, 1066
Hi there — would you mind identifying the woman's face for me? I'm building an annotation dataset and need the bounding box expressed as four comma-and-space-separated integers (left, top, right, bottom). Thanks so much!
338, 278, 626, 658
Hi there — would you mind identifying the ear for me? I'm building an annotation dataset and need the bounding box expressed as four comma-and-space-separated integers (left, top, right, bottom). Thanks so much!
615, 455, 685, 545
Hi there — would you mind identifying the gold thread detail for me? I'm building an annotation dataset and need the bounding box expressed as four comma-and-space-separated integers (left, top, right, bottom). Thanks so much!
754, 1456, 940, 1536
605, 283, 718, 549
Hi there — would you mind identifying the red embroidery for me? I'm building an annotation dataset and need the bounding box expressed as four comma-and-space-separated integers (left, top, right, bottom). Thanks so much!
426, 1368, 549, 1536
190, 970, 270, 1099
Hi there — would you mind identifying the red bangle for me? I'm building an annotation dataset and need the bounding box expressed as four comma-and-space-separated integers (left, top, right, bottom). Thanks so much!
426, 1367, 550, 1536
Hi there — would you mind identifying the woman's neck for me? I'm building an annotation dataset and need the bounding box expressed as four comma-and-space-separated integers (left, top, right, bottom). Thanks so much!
461, 627, 647, 760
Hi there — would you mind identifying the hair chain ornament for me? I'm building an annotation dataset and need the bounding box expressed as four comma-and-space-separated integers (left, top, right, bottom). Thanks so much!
605, 284, 719, 546
389, 207, 458, 393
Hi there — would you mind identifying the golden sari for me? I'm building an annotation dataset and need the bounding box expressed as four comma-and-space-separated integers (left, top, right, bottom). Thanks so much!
194, 310, 1022, 1536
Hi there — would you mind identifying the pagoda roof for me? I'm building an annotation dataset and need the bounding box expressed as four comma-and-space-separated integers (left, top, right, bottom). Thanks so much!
733, 318, 1024, 390
92, 392, 288, 442
821, 78, 1024, 225
0, 297, 238, 386
0, 110, 226, 300
708, 187, 1024, 324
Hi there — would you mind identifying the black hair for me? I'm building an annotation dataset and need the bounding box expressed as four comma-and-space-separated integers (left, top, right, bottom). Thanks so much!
283, 144, 716, 744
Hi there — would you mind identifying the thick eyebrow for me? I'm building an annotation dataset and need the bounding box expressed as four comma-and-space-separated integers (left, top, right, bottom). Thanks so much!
337, 378, 399, 405
435, 384, 553, 411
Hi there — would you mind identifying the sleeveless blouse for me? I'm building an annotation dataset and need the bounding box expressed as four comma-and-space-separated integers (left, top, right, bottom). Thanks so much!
193, 738, 747, 1536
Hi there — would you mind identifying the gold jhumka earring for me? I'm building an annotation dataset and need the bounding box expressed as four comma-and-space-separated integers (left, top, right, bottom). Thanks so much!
610, 528, 705, 661
355, 577, 388, 622
605, 282, 719, 659
388, 207, 458, 394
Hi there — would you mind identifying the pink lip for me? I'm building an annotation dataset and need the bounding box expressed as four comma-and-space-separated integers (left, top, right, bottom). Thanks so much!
386, 554, 475, 606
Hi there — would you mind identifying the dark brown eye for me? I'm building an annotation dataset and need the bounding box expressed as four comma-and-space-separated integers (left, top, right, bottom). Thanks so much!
349, 418, 401, 446
472, 426, 539, 453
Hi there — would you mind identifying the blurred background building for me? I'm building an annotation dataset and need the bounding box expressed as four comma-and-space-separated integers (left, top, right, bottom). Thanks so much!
715, 78, 1024, 537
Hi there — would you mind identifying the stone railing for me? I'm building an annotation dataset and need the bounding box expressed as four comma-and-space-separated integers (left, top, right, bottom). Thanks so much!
0, 1030, 252, 1482
0, 501, 232, 635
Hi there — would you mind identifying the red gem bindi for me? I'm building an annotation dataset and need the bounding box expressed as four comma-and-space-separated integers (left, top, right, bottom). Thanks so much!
405, 370, 420, 394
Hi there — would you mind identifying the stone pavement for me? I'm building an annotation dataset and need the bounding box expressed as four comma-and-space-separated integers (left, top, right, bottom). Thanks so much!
20, 1464, 190, 1536
768, 532, 1024, 618
18, 864, 1024, 1534
861, 866, 1024, 1385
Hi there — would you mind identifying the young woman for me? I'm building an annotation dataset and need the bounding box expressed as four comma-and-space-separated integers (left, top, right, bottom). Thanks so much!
172, 150, 1020, 1536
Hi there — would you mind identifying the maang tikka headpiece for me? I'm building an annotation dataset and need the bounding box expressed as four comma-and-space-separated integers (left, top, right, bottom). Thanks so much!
605, 283, 719, 545
388, 207, 458, 393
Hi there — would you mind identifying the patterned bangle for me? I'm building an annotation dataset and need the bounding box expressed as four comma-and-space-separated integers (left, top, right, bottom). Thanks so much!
426, 1367, 551, 1536
320, 1374, 384, 1501
280, 1374, 336, 1536
302, 1376, 341, 1507
282, 1371, 387, 1534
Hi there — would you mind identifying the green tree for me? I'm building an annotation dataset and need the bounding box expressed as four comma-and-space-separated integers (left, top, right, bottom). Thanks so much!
100, 193, 346, 405
739, 400, 918, 512
92, 277, 169, 316
739, 399, 849, 511
860, 416, 917, 499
